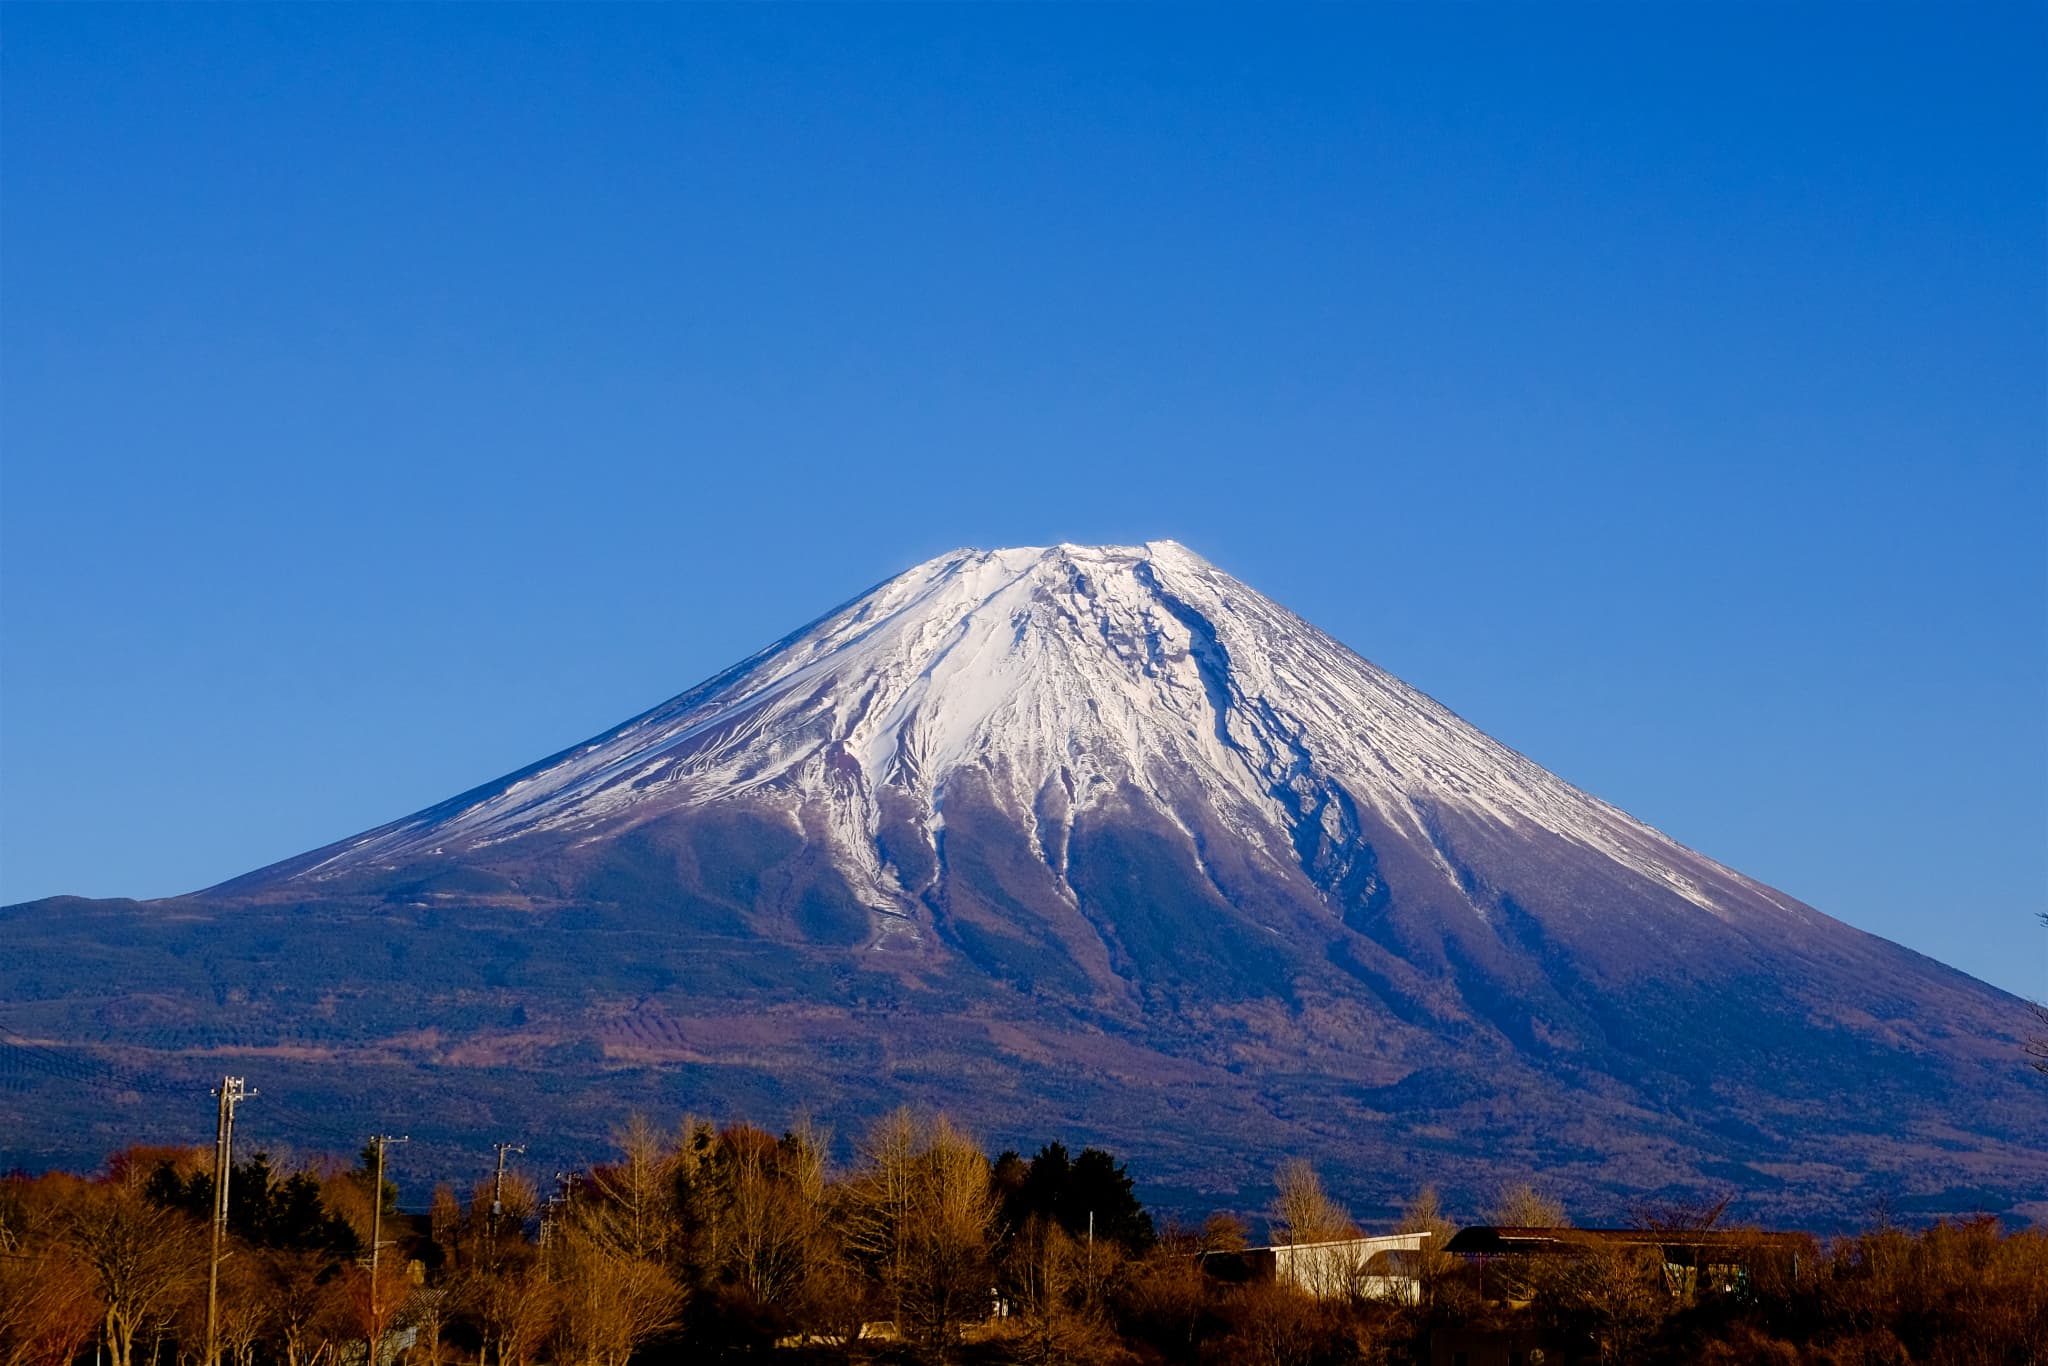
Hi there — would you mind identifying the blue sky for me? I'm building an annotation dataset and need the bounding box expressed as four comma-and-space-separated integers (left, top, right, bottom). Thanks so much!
3, 4, 2042, 999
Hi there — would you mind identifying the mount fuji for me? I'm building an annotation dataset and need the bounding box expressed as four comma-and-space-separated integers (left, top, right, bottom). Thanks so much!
6, 542, 2044, 1223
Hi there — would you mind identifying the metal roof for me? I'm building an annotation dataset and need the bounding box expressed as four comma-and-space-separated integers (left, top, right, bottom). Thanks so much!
1443, 1226, 1812, 1256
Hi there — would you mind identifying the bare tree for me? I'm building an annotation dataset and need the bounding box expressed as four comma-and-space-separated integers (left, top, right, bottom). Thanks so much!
339, 1258, 410, 1366
1629, 1193, 1730, 1234
1489, 1182, 1567, 1229
1225, 1280, 1348, 1366
0, 1175, 102, 1366
1268, 1159, 1357, 1300
456, 1255, 553, 1366
65, 1184, 204, 1366
1485, 1182, 1568, 1306
902, 1116, 997, 1364
998, 1216, 1118, 1366
798, 1213, 875, 1355
212, 1256, 269, 1366
1399, 1185, 1458, 1309
1116, 1219, 1227, 1364
583, 1115, 681, 1267
1269, 1159, 1352, 1247
1539, 1242, 1668, 1365
1198, 1212, 1248, 1252
541, 1116, 696, 1366
262, 1250, 349, 1366
719, 1121, 834, 1325
427, 1187, 463, 1272
843, 1108, 920, 1329
467, 1174, 538, 1272
0, 1248, 100, 1366
845, 1111, 996, 1364
547, 1226, 683, 1366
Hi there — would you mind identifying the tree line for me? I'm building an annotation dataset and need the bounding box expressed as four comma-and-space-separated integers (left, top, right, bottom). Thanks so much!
2, 1109, 2044, 1366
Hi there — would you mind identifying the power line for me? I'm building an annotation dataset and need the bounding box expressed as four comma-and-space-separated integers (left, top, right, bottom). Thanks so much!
1, 1030, 556, 1195
0, 1027, 416, 1169
0, 1024, 187, 1096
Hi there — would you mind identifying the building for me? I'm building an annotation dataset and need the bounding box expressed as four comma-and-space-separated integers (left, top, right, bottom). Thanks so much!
1443, 1225, 1811, 1300
1202, 1231, 1433, 1302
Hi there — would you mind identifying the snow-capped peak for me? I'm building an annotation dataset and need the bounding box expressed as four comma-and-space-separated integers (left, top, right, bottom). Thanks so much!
293, 541, 1770, 921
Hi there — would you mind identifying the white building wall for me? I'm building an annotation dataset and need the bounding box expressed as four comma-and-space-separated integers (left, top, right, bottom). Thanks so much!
1267, 1232, 1430, 1302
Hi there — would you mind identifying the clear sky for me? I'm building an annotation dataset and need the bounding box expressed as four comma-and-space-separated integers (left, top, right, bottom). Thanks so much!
3, 4, 2042, 999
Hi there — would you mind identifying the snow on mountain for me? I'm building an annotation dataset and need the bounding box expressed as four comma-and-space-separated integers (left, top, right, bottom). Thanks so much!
19, 540, 2047, 1222
287, 541, 1796, 931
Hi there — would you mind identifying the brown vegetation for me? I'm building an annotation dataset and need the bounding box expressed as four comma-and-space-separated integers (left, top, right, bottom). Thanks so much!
3, 1115, 2045, 1366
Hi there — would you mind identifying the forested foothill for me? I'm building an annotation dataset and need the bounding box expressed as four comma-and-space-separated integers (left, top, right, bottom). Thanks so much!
2, 1112, 2043, 1366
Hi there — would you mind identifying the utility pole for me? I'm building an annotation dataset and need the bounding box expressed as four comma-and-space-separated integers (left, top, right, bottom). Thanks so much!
538, 1195, 561, 1275
538, 1172, 577, 1278
365, 1134, 408, 1366
489, 1142, 525, 1232
204, 1077, 253, 1366
1085, 1209, 1098, 1304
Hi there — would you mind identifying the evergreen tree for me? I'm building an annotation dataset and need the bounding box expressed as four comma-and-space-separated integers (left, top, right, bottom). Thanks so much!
1000, 1141, 1154, 1255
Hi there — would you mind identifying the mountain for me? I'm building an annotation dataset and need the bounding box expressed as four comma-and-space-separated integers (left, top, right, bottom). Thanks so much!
5, 541, 2043, 1225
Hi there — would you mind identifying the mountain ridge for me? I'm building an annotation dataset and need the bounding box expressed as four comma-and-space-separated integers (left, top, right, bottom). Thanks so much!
5, 541, 2042, 1224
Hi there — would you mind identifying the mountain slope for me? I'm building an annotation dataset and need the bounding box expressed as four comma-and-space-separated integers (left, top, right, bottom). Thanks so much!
238, 542, 1790, 921
5, 542, 2043, 1224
